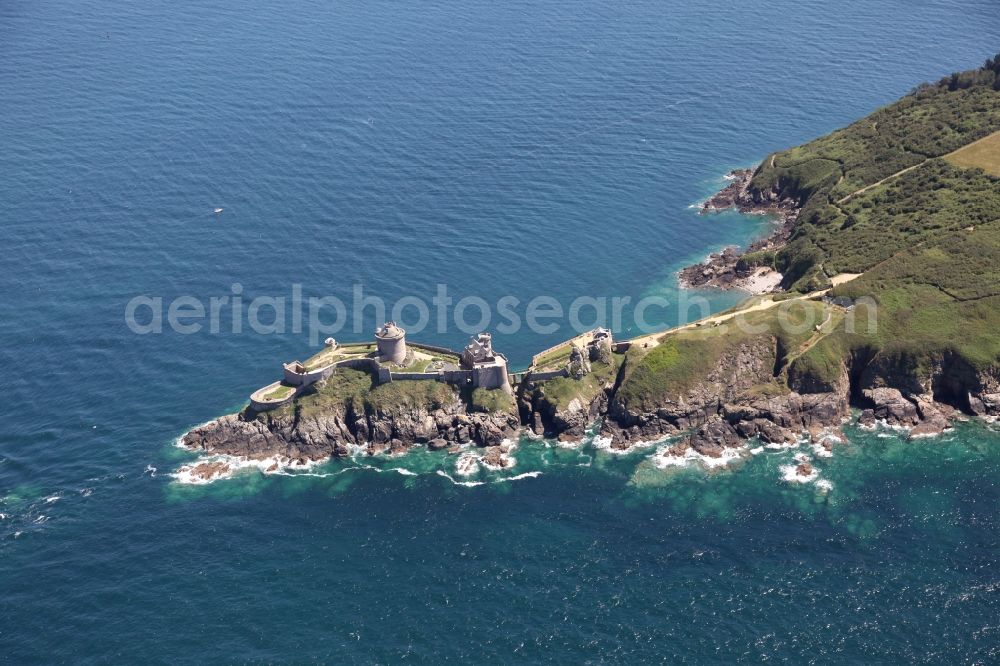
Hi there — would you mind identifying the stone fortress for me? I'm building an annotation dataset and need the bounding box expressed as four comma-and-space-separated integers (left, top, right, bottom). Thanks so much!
250, 322, 524, 411
374, 321, 407, 364
460, 332, 510, 392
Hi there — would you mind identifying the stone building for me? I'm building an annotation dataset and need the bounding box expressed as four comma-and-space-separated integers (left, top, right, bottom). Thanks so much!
375, 321, 407, 364
587, 327, 614, 362
461, 332, 511, 392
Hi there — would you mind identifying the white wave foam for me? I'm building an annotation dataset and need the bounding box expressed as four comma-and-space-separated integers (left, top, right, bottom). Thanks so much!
480, 453, 516, 472
495, 471, 542, 483
815, 479, 834, 493
172, 453, 330, 485
810, 443, 833, 457
764, 440, 798, 451
174, 418, 220, 449
862, 418, 911, 434
909, 427, 951, 440
454, 452, 480, 477
593, 435, 662, 455
780, 462, 819, 484
435, 470, 485, 487
44, 495, 60, 504
750, 446, 765, 455
810, 430, 841, 458
652, 444, 745, 470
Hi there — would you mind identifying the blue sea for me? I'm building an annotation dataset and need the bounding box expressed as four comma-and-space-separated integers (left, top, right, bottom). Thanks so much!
2, 0, 1000, 662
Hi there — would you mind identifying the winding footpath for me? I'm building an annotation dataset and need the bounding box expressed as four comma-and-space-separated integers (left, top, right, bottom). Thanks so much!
625, 273, 861, 351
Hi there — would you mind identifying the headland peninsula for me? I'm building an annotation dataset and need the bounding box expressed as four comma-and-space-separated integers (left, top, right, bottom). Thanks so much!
179, 56, 1000, 483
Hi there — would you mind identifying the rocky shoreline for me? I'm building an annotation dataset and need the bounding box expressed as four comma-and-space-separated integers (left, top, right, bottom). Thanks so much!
179, 332, 1000, 482
177, 168, 1000, 483
181, 389, 522, 478
678, 168, 800, 292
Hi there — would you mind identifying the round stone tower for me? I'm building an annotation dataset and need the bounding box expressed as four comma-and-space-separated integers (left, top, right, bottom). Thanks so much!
375, 321, 407, 364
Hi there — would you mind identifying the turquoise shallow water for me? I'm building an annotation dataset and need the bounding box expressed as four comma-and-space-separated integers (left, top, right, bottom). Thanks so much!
2, 0, 1000, 661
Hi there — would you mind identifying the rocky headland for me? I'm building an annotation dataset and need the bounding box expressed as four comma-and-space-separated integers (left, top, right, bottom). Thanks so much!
678, 168, 799, 292
182, 372, 521, 469
179, 57, 1000, 480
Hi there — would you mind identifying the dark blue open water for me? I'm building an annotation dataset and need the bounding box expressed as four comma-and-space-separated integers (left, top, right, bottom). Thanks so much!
2, 0, 1000, 662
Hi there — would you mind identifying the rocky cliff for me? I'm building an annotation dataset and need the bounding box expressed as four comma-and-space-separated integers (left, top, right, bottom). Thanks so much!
182, 59, 1000, 469
182, 369, 520, 463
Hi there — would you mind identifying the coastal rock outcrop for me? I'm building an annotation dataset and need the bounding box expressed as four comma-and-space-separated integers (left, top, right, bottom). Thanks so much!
680, 168, 800, 291
183, 384, 519, 461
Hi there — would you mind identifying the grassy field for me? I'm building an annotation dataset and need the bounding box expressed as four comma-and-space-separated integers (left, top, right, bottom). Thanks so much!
267, 367, 460, 420
616, 302, 826, 411
263, 384, 295, 401
729, 56, 1000, 392
747, 56, 1000, 292
532, 344, 574, 370
469, 387, 515, 413
945, 130, 1000, 177
394, 358, 431, 373
536, 355, 620, 411
304, 343, 377, 371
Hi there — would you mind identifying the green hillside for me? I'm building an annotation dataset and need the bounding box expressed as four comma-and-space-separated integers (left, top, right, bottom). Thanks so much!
617, 55, 1000, 411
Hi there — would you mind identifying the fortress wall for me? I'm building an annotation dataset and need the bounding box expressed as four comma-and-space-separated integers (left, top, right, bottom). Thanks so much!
531, 339, 577, 367
521, 369, 570, 383
284, 357, 383, 388
471, 364, 509, 391
443, 370, 473, 385
283, 364, 331, 387
388, 372, 446, 382
333, 357, 381, 373
249, 382, 300, 412
407, 342, 461, 357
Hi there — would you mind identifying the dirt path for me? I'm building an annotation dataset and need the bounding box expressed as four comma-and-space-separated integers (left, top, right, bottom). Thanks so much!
837, 162, 925, 204
625, 273, 861, 350
789, 309, 837, 360
836, 131, 1000, 204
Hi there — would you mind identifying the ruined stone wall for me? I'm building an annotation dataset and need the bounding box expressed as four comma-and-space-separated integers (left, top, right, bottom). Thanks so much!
249, 381, 301, 412
407, 342, 461, 357
524, 369, 570, 382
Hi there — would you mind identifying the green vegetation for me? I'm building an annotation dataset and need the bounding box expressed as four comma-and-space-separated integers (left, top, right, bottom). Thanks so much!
787, 160, 1000, 278
735, 249, 777, 272
732, 55, 1000, 392
303, 343, 377, 371
533, 344, 574, 370
267, 368, 458, 420
366, 379, 456, 414
748, 55, 1000, 291
396, 358, 432, 373
470, 387, 515, 413
616, 303, 825, 411
537, 354, 621, 411
263, 383, 295, 401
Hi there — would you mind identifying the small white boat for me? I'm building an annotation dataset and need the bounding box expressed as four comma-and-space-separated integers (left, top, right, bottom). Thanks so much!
213, 208, 224, 214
